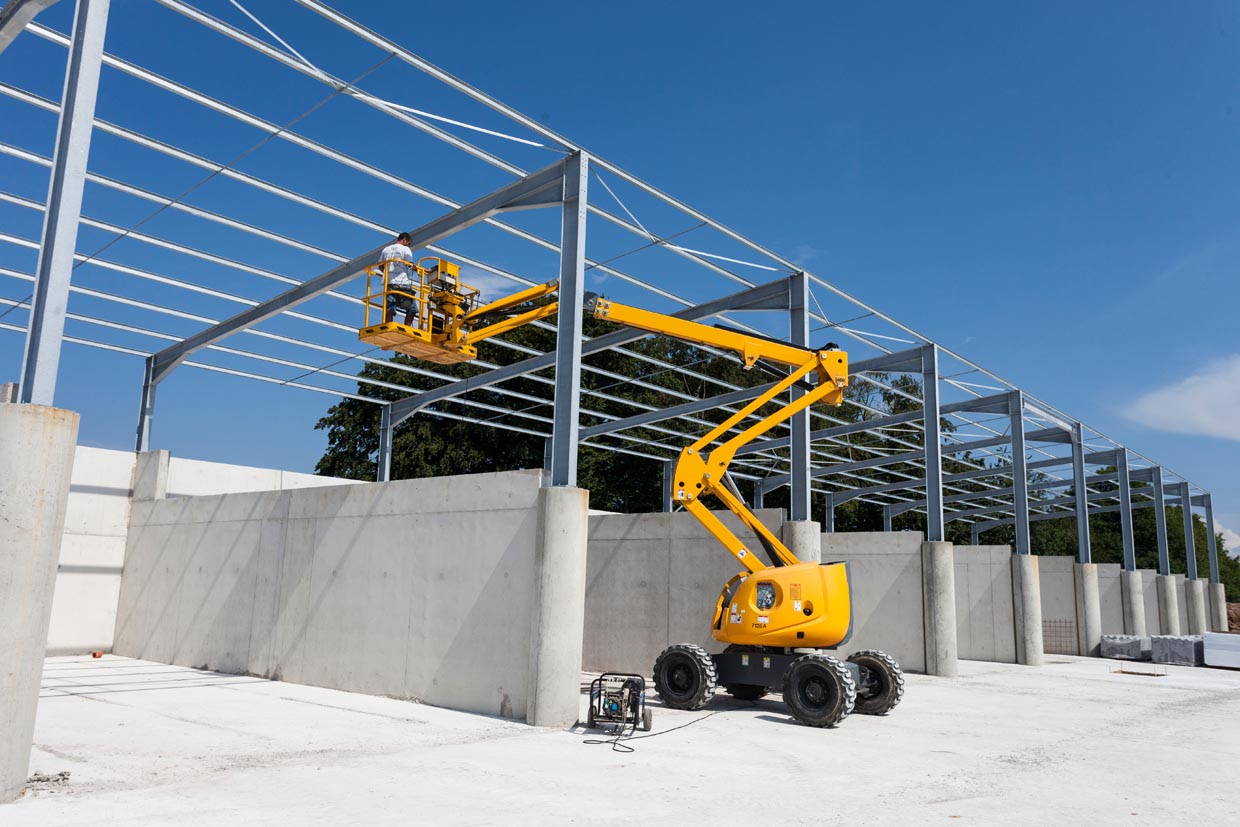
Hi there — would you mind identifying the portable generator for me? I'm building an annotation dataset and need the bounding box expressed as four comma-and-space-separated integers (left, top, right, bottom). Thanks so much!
587, 673, 653, 732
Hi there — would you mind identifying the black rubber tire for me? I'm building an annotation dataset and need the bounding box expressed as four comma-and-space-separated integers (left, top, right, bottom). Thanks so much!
641, 707, 653, 732
721, 644, 769, 702
848, 649, 905, 716
652, 643, 718, 710
586, 704, 595, 729
781, 653, 856, 728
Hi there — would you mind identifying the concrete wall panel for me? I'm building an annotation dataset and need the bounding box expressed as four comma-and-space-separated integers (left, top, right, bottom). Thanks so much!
1096, 564, 1125, 635
822, 532, 926, 673
114, 470, 544, 720
50, 447, 358, 655
583, 510, 783, 676
954, 545, 1016, 664
1038, 556, 1078, 655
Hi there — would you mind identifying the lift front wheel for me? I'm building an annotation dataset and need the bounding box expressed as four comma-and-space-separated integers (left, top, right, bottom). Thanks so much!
848, 649, 905, 715
652, 644, 718, 710
781, 653, 856, 728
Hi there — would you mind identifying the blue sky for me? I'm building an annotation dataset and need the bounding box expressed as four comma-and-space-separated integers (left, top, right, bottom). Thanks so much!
2, 1, 1239, 542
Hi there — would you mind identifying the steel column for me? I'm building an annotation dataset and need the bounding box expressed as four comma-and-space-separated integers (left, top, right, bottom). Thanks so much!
376, 403, 392, 482
134, 355, 155, 452
548, 151, 588, 487
921, 344, 944, 542
752, 482, 764, 510
1071, 422, 1091, 563
788, 270, 810, 521
662, 459, 674, 512
882, 504, 892, 532
823, 492, 835, 533
1117, 449, 1137, 571
1204, 493, 1219, 583
1151, 467, 1169, 575
18, 0, 109, 404
1009, 391, 1030, 555
1179, 483, 1198, 580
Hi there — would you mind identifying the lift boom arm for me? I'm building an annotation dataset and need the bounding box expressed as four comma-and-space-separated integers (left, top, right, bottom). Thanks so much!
584, 293, 849, 574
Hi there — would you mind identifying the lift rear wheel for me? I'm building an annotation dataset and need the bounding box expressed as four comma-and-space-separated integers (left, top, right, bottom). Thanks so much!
847, 649, 905, 715
652, 644, 717, 710
781, 653, 856, 728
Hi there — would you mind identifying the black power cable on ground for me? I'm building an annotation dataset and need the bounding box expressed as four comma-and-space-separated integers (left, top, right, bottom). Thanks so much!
581, 708, 730, 753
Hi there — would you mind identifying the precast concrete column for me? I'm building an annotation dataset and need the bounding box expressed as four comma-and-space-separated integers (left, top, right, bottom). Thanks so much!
132, 449, 169, 500
1209, 583, 1229, 632
1073, 563, 1102, 657
1156, 575, 1181, 636
1011, 554, 1044, 666
1184, 579, 1209, 635
782, 520, 822, 564
921, 541, 958, 677
526, 485, 588, 727
1120, 570, 1147, 637
0, 403, 79, 801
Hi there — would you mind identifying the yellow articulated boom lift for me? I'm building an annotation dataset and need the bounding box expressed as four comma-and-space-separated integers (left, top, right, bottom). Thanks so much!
359, 258, 904, 728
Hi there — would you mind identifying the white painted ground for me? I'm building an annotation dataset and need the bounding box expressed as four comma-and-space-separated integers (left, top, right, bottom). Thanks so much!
7, 655, 1239, 825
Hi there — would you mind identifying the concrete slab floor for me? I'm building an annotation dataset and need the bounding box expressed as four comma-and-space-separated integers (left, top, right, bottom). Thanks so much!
7, 654, 1240, 825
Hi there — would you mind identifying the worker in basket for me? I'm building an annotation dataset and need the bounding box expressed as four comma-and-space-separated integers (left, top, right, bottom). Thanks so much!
381, 232, 418, 326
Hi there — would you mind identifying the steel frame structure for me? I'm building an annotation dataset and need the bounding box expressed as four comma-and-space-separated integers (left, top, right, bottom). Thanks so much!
0, 0, 1221, 585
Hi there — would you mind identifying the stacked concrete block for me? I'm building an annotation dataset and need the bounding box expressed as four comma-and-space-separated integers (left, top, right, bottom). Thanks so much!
1150, 635, 1204, 667
1203, 632, 1240, 669
1100, 634, 1151, 661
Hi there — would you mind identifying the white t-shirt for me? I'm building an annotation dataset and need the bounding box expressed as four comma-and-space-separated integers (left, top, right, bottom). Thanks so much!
380, 242, 414, 287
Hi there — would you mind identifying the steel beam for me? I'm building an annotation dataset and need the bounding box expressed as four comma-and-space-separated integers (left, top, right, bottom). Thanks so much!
548, 151, 588, 487
148, 156, 569, 386
1117, 449, 1136, 571
974, 498, 1164, 533
18, 0, 109, 404
922, 345, 944, 542
377, 403, 392, 482
389, 276, 793, 428
1179, 482, 1198, 580
788, 271, 810, 521
1204, 493, 1219, 584
0, 0, 58, 53
733, 409, 923, 458
941, 488, 1136, 522
1071, 422, 1091, 564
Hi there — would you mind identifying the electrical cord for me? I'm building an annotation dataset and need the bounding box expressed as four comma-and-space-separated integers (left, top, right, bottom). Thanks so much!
582, 708, 727, 753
